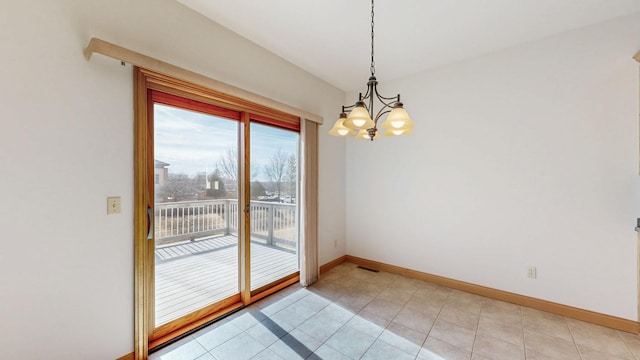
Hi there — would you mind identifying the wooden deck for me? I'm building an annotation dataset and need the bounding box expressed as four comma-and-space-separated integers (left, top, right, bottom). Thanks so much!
155, 234, 298, 326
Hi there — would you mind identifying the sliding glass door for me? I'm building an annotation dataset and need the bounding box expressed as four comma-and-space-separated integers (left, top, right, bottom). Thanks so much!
138, 81, 302, 347
249, 121, 300, 292
152, 93, 241, 327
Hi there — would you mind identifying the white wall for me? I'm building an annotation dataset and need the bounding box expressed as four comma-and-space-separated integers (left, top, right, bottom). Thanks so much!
347, 13, 640, 321
0, 0, 345, 358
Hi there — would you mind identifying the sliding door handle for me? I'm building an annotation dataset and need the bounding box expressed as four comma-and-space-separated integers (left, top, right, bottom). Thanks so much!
147, 206, 153, 240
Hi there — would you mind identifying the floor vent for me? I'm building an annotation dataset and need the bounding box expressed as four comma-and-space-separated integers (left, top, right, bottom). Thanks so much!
357, 265, 380, 273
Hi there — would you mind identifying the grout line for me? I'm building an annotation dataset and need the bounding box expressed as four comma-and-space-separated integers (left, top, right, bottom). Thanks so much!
354, 270, 386, 359
565, 317, 584, 360
614, 330, 639, 360
519, 302, 526, 360
471, 296, 490, 359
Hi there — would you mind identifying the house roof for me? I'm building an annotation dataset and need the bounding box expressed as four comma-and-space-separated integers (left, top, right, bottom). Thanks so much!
155, 160, 170, 168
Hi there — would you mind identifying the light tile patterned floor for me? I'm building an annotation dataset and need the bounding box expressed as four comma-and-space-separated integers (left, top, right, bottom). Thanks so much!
150, 262, 640, 359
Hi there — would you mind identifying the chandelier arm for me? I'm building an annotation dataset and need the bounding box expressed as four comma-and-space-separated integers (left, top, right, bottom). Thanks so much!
373, 89, 401, 102
368, 91, 375, 124
373, 108, 392, 124
342, 104, 357, 112
373, 91, 400, 110
360, 80, 375, 102
377, 94, 401, 102
360, 89, 372, 102
372, 81, 401, 103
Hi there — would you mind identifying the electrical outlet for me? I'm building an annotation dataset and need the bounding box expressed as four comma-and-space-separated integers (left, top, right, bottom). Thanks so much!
527, 266, 537, 279
334, 239, 338, 248
107, 196, 121, 214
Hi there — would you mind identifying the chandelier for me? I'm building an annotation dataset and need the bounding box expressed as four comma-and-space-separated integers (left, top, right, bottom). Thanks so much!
329, 0, 414, 141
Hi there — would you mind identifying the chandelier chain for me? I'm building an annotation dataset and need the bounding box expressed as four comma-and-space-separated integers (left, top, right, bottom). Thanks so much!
370, 0, 375, 76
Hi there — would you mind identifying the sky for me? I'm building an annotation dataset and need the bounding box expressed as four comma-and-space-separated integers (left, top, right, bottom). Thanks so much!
154, 104, 299, 182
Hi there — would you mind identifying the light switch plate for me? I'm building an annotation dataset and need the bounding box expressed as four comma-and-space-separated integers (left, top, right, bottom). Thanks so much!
107, 196, 121, 214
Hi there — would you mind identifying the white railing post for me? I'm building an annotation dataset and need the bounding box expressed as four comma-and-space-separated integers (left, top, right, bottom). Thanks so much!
267, 202, 274, 246
224, 199, 230, 235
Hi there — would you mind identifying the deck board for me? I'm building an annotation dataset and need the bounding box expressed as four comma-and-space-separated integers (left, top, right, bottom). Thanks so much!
155, 235, 297, 326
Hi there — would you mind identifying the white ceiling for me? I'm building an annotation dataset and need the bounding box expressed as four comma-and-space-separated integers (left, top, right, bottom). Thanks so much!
178, 0, 640, 92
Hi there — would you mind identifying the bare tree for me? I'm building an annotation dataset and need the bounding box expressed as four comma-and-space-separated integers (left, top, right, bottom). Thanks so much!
251, 164, 261, 181
216, 146, 261, 193
160, 173, 198, 201
217, 146, 237, 192
285, 153, 297, 196
264, 148, 288, 198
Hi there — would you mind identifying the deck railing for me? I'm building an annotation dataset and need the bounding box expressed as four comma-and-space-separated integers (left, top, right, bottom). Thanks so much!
155, 199, 296, 249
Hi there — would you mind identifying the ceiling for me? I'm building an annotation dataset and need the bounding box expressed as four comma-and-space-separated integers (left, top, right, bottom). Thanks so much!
178, 0, 640, 92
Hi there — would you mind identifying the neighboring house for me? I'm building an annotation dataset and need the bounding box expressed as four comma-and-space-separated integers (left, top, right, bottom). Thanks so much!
154, 160, 169, 187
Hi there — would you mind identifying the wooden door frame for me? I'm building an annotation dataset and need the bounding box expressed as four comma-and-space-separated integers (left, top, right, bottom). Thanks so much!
636, 50, 639, 328
239, 112, 251, 303
133, 67, 302, 359
133, 66, 151, 360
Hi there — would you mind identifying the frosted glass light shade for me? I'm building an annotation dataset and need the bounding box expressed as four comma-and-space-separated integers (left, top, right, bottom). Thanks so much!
355, 129, 380, 141
380, 106, 414, 130
383, 128, 413, 136
329, 116, 356, 137
344, 106, 374, 130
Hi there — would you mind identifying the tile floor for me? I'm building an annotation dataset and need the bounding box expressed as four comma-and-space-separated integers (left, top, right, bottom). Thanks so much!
150, 262, 640, 360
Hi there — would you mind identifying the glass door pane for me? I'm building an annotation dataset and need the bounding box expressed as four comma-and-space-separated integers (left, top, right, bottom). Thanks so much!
250, 122, 300, 291
153, 102, 239, 326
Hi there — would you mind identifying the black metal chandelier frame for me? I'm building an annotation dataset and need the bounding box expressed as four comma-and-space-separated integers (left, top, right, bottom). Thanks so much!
339, 0, 406, 139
